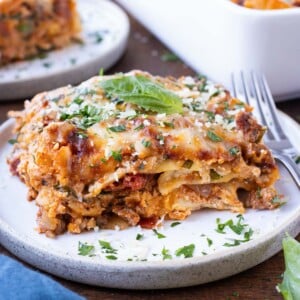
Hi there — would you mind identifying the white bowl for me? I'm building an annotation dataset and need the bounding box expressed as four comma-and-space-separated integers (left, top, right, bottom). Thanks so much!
118, 0, 300, 100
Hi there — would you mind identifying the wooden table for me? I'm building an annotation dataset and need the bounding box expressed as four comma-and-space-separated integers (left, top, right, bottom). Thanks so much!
0, 12, 299, 300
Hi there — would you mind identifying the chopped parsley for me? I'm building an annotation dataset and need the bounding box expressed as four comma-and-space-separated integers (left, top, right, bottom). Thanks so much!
136, 233, 144, 241
108, 125, 126, 132
78, 242, 95, 256
207, 130, 223, 142
163, 121, 175, 128
207, 238, 213, 247
98, 240, 117, 254
182, 160, 193, 169
175, 244, 195, 258
111, 150, 122, 162
60, 103, 103, 129
70, 58, 77, 65
141, 139, 151, 148
223, 228, 254, 247
216, 215, 254, 247
216, 215, 248, 235
152, 229, 166, 239
170, 222, 181, 228
210, 169, 222, 180
8, 138, 17, 145
295, 156, 300, 164
91, 31, 103, 44
106, 255, 118, 260
134, 124, 145, 131
162, 247, 172, 260
43, 62, 52, 68
209, 90, 221, 99
271, 195, 286, 207
197, 75, 208, 92
229, 146, 240, 156
73, 97, 84, 105
161, 52, 179, 62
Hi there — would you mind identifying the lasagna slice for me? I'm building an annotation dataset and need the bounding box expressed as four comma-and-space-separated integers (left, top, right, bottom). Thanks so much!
0, 0, 81, 65
7, 71, 281, 237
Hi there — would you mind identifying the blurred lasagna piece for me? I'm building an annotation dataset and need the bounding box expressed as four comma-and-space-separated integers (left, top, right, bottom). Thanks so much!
232, 0, 300, 9
7, 71, 281, 237
0, 0, 81, 65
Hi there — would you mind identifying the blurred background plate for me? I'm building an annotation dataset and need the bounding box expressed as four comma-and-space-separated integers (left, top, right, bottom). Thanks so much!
0, 0, 129, 101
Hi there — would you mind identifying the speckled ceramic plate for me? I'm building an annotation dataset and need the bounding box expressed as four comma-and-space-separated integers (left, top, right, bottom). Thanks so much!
0, 0, 129, 101
0, 112, 299, 290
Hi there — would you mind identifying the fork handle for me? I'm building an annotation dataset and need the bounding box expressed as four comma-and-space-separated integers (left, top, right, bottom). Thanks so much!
273, 152, 300, 188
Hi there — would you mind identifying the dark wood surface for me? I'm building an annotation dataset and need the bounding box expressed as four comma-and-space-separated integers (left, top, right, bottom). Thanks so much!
0, 11, 300, 300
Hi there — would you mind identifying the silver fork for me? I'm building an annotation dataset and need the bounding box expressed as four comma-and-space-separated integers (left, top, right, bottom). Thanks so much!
231, 71, 300, 188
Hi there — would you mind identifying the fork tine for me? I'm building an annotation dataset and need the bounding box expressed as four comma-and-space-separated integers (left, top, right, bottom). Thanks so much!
259, 74, 287, 140
240, 71, 251, 106
231, 73, 238, 98
250, 72, 275, 141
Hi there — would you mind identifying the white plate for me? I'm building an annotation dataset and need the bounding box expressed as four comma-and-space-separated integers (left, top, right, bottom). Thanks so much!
0, 113, 299, 290
0, 0, 129, 101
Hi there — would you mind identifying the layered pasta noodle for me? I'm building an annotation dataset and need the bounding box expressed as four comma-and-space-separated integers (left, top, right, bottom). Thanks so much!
8, 71, 281, 237
0, 0, 81, 65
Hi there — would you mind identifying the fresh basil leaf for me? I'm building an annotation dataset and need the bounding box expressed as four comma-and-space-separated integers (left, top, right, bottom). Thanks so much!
99, 75, 183, 114
277, 235, 300, 300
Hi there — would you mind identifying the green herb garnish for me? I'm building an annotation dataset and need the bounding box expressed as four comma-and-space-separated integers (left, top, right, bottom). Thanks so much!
136, 233, 144, 241
182, 160, 193, 169
163, 121, 175, 128
161, 52, 179, 62
216, 215, 249, 235
108, 125, 126, 132
99, 240, 117, 254
229, 146, 240, 156
207, 238, 213, 247
70, 58, 77, 65
153, 229, 166, 239
162, 247, 172, 260
207, 130, 223, 142
134, 124, 145, 131
142, 140, 151, 148
210, 169, 222, 180
170, 222, 181, 228
271, 195, 286, 207
78, 242, 95, 256
43, 62, 52, 68
175, 244, 195, 258
111, 150, 122, 162
8, 139, 17, 145
99, 75, 183, 114
106, 255, 118, 260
